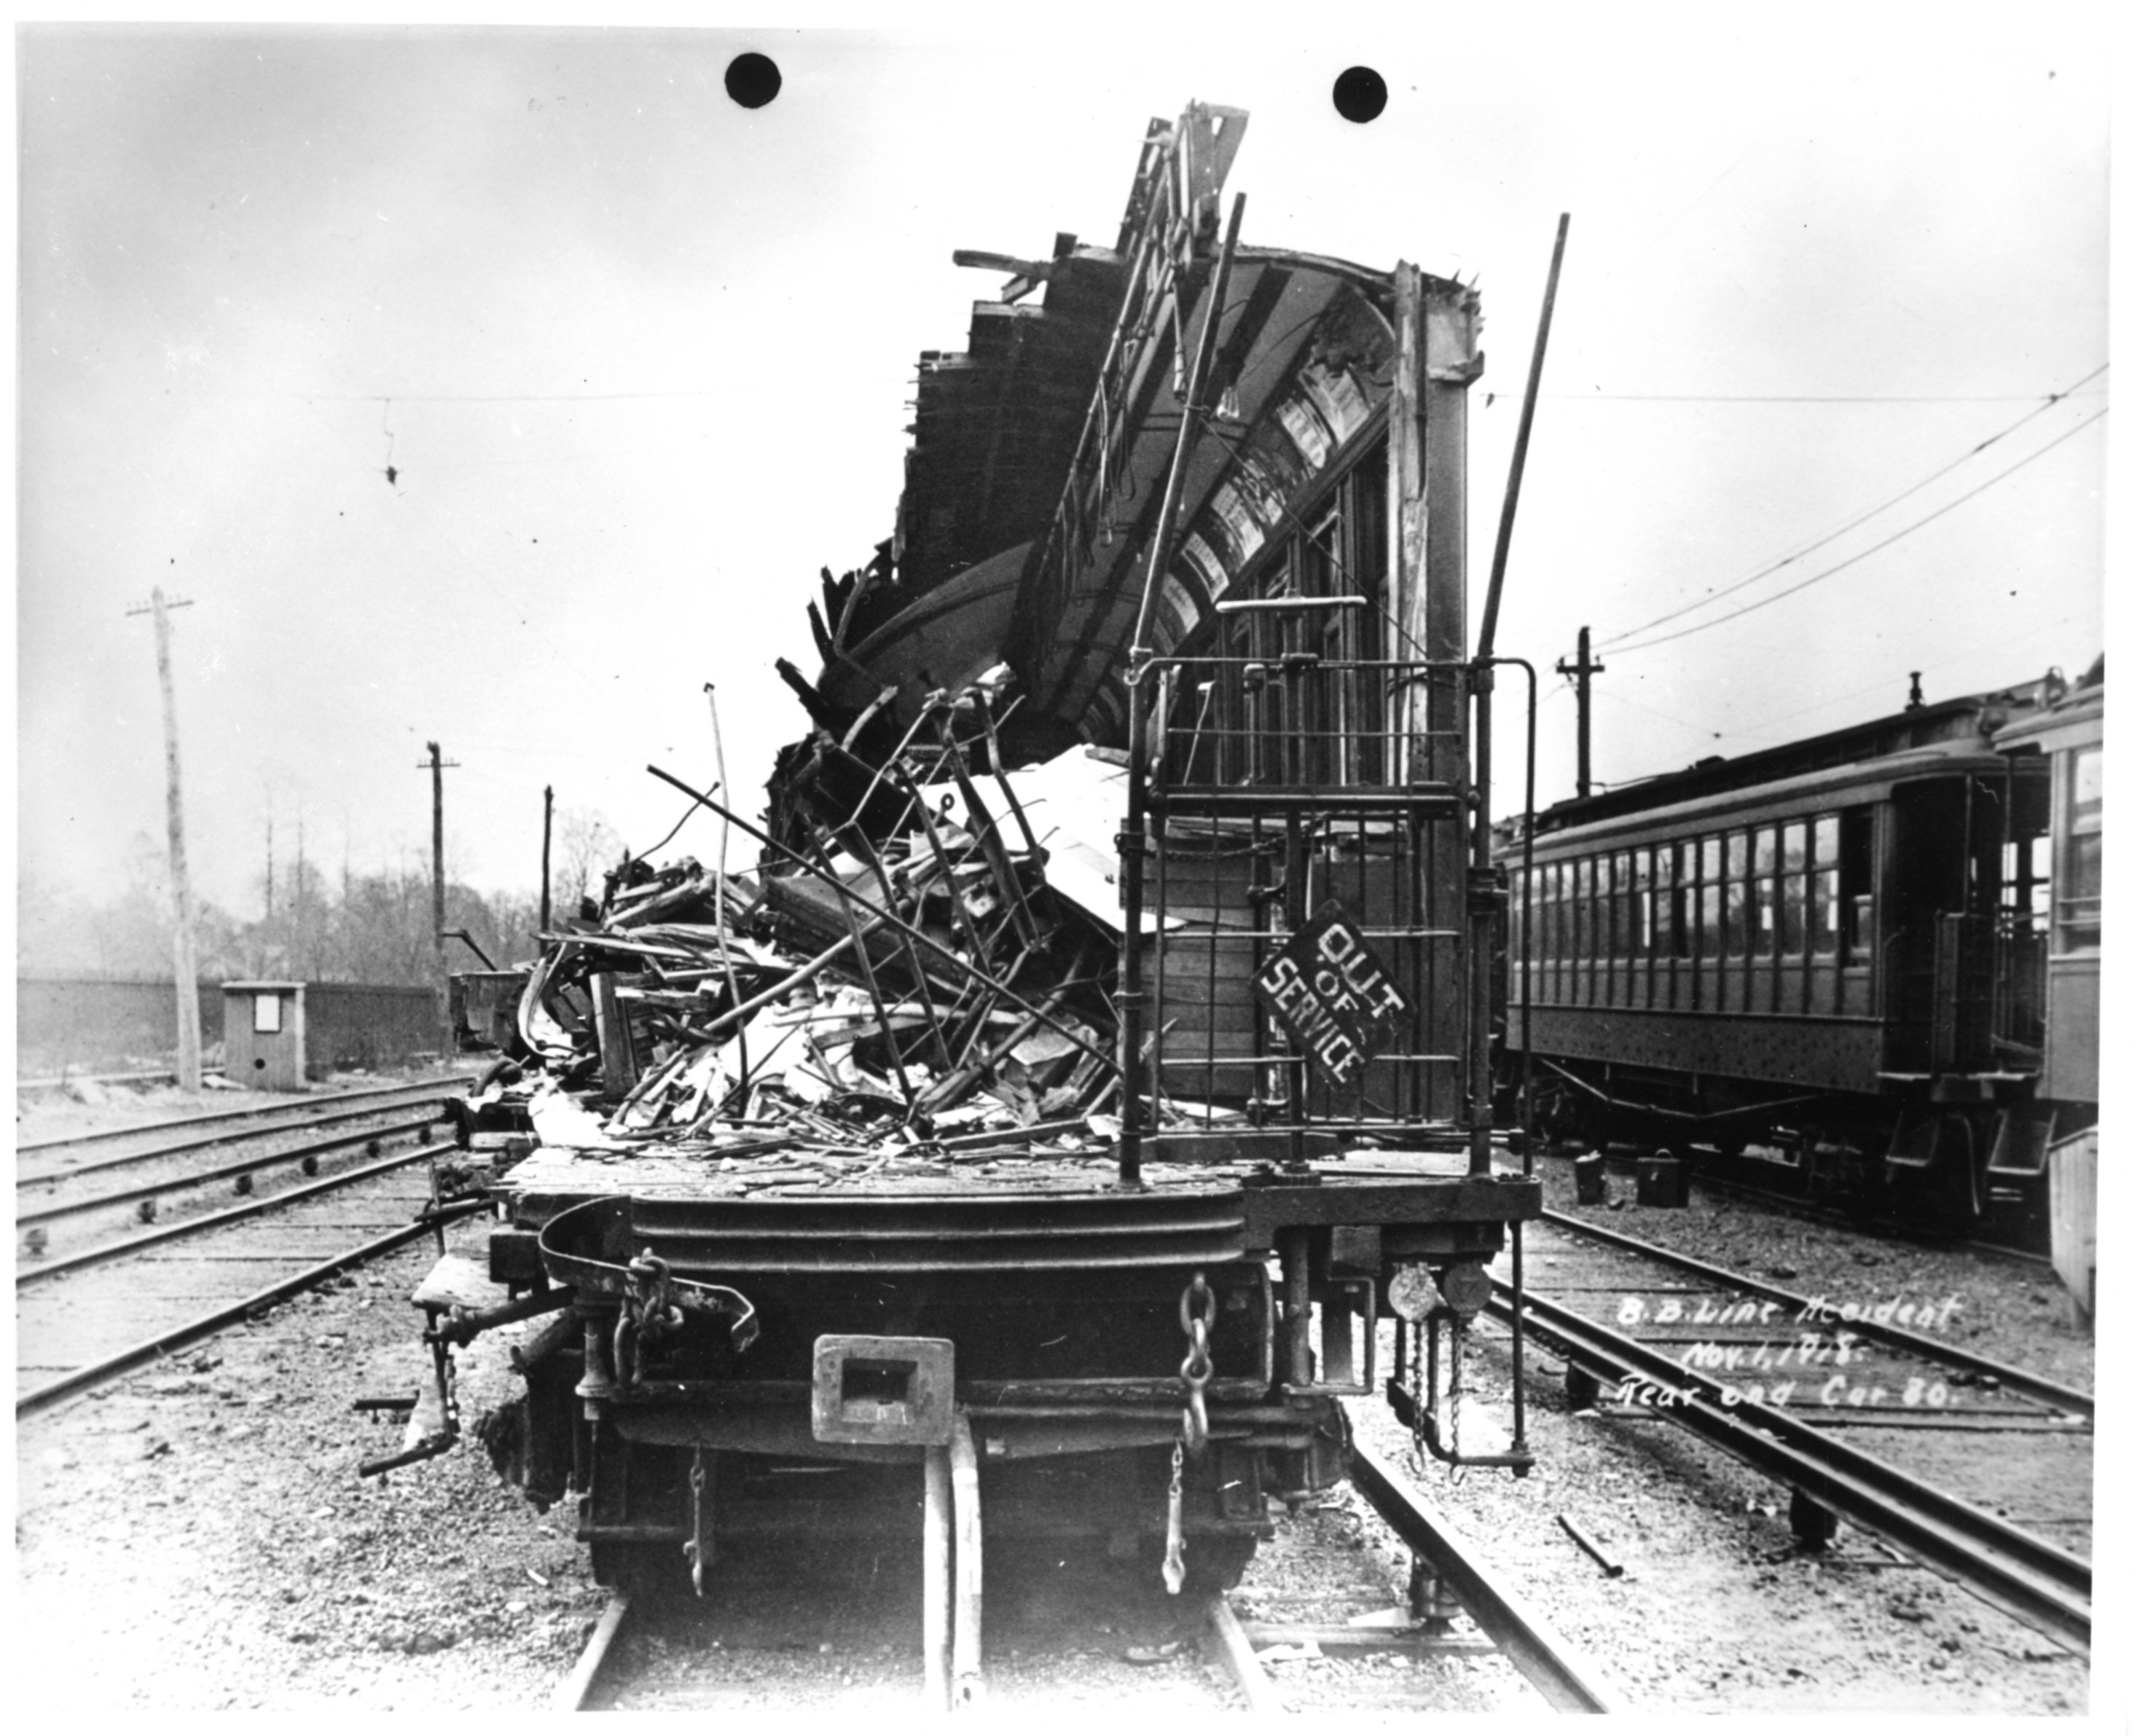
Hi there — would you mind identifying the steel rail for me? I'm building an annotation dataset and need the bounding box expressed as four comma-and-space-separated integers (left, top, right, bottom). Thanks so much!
14, 1195, 487, 1418
554, 1593, 634, 1711
15, 1075, 460, 1155
1350, 1443, 1621, 1711
1537, 1208, 2093, 1421
16, 1142, 462, 1288
17, 1093, 452, 1186
17, 1115, 440, 1227
1492, 1282, 2091, 1654
1205, 1594, 1288, 1713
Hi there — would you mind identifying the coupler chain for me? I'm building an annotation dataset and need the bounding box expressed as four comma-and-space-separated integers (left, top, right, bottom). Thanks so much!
1162, 1270, 1218, 1595
1177, 1270, 1215, 1456
612, 1250, 685, 1390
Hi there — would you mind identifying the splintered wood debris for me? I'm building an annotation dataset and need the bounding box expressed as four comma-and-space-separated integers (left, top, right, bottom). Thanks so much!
466, 680, 1250, 1171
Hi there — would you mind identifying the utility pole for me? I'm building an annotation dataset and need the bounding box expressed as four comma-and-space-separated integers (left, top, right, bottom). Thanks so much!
418, 742, 459, 1057
1556, 625, 1605, 800
418, 742, 460, 970
126, 586, 202, 1091
540, 785, 554, 934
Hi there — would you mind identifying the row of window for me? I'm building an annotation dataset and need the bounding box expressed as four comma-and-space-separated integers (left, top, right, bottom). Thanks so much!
1515, 811, 1875, 970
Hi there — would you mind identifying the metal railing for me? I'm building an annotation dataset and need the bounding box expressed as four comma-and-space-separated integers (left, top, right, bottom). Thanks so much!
1116, 600, 1526, 1164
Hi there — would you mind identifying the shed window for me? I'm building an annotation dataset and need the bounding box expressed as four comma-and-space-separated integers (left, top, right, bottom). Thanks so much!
254, 994, 283, 1036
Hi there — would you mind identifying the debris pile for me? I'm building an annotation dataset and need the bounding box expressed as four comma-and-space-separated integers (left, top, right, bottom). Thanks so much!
469, 680, 1140, 1157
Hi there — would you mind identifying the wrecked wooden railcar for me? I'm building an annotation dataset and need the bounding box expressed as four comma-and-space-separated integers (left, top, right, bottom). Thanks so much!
408, 101, 1542, 1692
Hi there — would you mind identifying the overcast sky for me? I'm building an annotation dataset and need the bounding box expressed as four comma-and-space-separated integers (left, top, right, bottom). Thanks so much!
16, 13, 2114, 922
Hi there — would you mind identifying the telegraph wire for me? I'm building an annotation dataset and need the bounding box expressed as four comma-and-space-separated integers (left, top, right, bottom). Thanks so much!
1596, 364, 2108, 651
1610, 407, 2108, 657
1540, 391, 2102, 404
303, 389, 732, 404
1710, 610, 2093, 746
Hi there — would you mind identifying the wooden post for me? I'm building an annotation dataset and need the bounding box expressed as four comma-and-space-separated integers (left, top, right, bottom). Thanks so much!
590, 972, 635, 1096
418, 741, 458, 1055
128, 586, 202, 1092
540, 785, 554, 934
1557, 627, 1604, 799
427, 742, 446, 968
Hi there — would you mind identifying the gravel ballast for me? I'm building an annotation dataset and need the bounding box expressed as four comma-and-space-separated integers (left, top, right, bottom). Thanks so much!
13, 1115, 2098, 1711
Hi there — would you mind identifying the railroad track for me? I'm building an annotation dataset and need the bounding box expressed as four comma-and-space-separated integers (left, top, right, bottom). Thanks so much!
551, 1441, 1618, 1713
15, 1132, 482, 1417
17, 1082, 460, 1262
1482, 1209, 2092, 1655
17, 1074, 460, 1164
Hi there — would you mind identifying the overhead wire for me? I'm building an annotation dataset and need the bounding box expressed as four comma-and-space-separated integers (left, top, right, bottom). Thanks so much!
1542, 391, 2098, 404
1596, 364, 2108, 651
1605, 406, 2108, 657
1699, 609, 2093, 747
302, 388, 733, 404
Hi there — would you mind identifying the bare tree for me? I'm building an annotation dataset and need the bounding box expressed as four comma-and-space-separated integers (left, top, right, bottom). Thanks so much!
551, 807, 624, 919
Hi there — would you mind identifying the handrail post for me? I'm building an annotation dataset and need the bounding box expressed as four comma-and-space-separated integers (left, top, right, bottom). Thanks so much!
1118, 191, 1247, 1187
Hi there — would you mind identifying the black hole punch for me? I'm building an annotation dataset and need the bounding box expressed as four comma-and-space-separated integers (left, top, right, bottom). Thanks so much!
725, 52, 781, 110
1333, 66, 1388, 125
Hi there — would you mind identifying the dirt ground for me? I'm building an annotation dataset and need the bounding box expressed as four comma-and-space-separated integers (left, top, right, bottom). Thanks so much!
1351, 1332, 2089, 1715
16, 1219, 595, 1711
10, 1093, 2108, 1713
1538, 1150, 2096, 1392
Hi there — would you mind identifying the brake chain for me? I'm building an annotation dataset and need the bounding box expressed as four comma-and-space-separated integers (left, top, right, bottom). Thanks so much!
1162, 1439, 1186, 1595
1177, 1270, 1216, 1456
612, 1250, 686, 1389
1408, 1317, 1429, 1466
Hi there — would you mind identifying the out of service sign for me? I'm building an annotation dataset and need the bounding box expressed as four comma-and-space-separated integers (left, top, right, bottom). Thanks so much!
1253, 900, 1411, 1088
